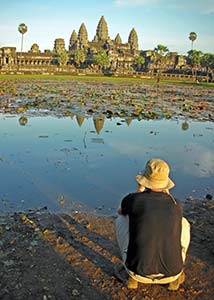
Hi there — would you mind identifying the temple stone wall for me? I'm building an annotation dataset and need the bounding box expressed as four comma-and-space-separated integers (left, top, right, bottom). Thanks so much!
0, 16, 209, 80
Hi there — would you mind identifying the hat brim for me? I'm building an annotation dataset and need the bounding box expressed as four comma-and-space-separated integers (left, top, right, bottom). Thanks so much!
136, 174, 175, 190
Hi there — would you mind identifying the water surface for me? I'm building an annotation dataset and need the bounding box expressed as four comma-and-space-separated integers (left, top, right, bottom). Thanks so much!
0, 114, 213, 214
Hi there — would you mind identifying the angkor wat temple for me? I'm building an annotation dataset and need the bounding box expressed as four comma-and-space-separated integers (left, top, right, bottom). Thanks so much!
0, 16, 195, 78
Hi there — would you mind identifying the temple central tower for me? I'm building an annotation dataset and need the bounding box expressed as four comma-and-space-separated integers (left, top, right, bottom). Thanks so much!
93, 16, 109, 42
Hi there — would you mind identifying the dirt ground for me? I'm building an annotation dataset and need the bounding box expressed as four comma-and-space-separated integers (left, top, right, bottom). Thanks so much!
0, 197, 214, 300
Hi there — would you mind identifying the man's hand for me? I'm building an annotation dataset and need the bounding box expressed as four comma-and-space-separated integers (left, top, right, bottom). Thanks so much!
137, 185, 145, 192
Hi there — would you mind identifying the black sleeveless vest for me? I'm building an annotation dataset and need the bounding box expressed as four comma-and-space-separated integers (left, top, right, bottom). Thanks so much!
122, 191, 183, 277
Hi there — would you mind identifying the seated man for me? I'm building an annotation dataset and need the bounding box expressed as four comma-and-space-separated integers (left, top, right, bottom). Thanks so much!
115, 158, 190, 290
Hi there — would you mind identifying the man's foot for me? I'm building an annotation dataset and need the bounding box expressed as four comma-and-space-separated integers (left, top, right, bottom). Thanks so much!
127, 276, 138, 289
168, 272, 185, 291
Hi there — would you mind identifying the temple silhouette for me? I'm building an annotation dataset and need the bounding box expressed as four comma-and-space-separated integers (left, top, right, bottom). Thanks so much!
0, 16, 207, 80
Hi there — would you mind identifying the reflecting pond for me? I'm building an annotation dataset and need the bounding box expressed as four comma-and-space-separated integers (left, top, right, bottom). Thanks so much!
0, 114, 213, 214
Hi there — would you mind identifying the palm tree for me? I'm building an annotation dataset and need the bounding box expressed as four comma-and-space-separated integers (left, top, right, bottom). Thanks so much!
201, 53, 214, 82
189, 32, 197, 50
181, 121, 189, 131
187, 50, 202, 80
74, 50, 86, 67
19, 116, 28, 126
58, 51, 69, 67
18, 23, 28, 53
151, 44, 169, 83
133, 56, 145, 71
93, 50, 110, 70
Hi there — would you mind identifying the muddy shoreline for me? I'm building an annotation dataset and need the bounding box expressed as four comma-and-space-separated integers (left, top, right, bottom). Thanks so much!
0, 196, 214, 300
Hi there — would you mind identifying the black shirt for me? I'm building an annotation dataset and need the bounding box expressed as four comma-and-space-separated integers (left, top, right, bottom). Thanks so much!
121, 190, 183, 277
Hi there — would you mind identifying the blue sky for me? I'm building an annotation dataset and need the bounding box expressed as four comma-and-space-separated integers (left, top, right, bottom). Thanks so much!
0, 0, 213, 54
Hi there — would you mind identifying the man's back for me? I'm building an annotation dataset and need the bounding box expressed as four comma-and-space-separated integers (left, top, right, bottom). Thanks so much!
121, 190, 183, 277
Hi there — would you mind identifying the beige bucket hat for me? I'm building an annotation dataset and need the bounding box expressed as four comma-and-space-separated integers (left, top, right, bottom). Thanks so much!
136, 158, 175, 190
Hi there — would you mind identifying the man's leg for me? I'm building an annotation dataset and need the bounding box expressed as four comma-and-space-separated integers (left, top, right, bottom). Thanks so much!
181, 217, 191, 262
115, 215, 139, 288
115, 215, 129, 262
168, 217, 190, 290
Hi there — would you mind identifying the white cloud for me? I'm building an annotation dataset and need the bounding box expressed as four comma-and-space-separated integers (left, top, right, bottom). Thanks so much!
109, 138, 214, 179
114, 0, 158, 7
182, 144, 214, 178
114, 0, 214, 14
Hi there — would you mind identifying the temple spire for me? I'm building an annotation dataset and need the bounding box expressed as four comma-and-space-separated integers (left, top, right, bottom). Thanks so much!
94, 16, 109, 42
78, 23, 88, 48
115, 33, 122, 45
69, 30, 77, 50
93, 117, 105, 134
76, 115, 85, 127
128, 28, 138, 50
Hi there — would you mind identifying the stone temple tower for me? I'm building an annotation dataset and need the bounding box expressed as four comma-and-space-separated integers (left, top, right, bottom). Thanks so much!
115, 33, 122, 45
128, 28, 138, 50
69, 30, 77, 50
93, 16, 109, 42
30, 43, 40, 53
78, 23, 88, 49
54, 38, 66, 53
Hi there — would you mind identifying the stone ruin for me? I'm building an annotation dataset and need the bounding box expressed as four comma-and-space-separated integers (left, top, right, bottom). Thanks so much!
0, 15, 206, 80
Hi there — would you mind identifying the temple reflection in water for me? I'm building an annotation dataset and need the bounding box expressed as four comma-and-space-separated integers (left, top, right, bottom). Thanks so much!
93, 117, 105, 134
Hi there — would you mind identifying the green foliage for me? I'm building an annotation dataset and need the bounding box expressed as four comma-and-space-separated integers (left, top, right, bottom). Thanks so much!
134, 56, 145, 65
151, 45, 169, 67
154, 44, 169, 56
151, 45, 169, 83
189, 32, 197, 42
19, 116, 28, 126
18, 23, 28, 52
133, 56, 145, 71
187, 50, 203, 68
18, 23, 28, 35
74, 50, 86, 67
182, 121, 189, 130
189, 32, 197, 50
58, 51, 69, 66
0, 74, 213, 87
201, 53, 214, 71
93, 50, 110, 68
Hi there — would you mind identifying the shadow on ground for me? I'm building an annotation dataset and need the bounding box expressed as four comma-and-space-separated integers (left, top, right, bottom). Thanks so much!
0, 198, 214, 300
